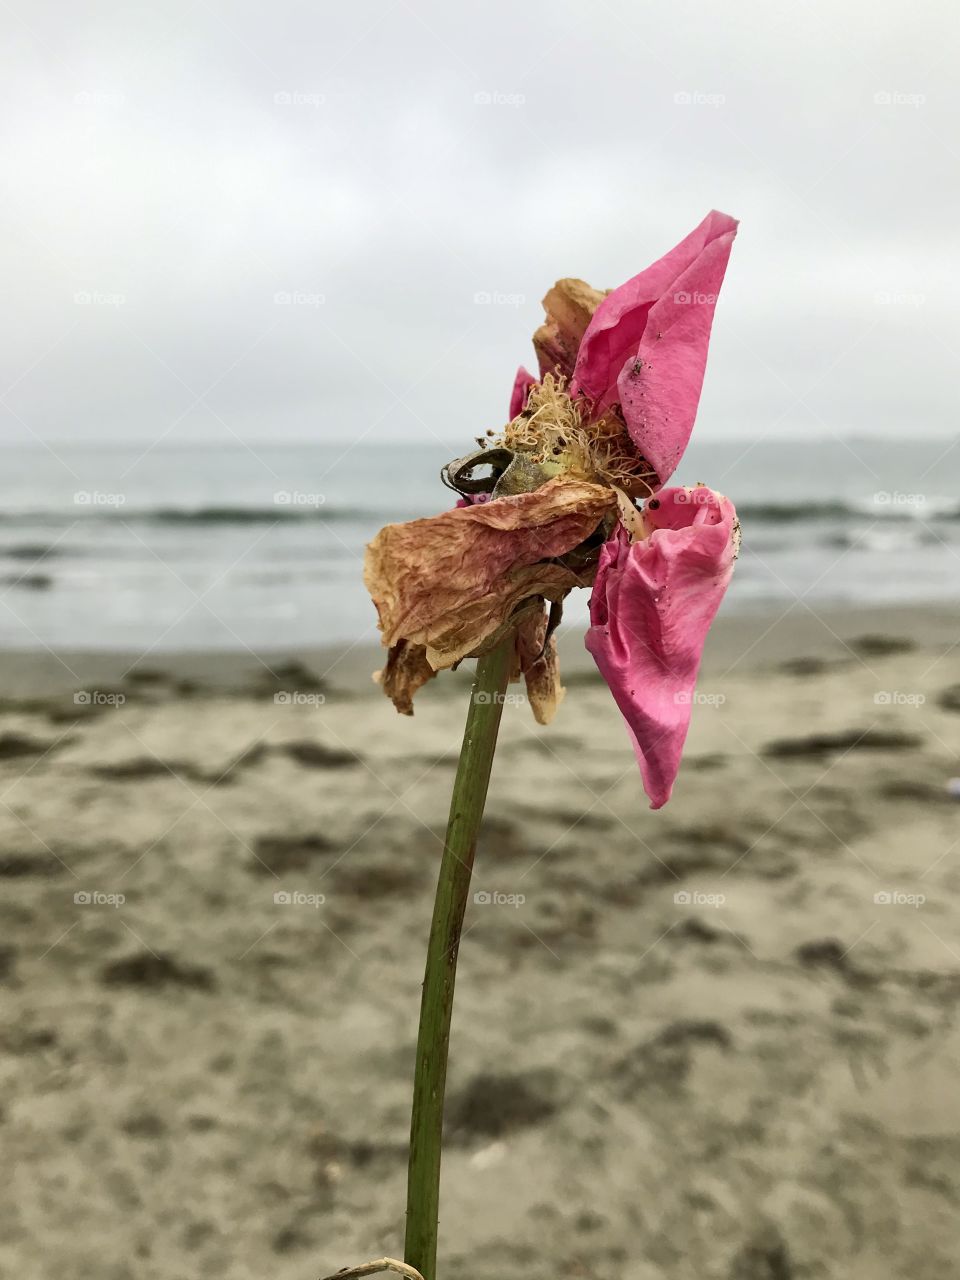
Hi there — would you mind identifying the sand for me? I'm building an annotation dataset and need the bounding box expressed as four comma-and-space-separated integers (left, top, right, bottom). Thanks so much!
2, 605, 959, 1279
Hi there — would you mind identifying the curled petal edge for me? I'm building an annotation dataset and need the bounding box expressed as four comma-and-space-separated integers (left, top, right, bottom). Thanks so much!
572, 211, 738, 487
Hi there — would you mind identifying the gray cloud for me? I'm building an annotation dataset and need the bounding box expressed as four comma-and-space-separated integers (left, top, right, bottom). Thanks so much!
1, 0, 957, 446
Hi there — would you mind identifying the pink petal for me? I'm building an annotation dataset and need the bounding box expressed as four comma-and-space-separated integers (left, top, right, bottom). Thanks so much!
571, 211, 738, 486
509, 365, 537, 419
585, 486, 738, 809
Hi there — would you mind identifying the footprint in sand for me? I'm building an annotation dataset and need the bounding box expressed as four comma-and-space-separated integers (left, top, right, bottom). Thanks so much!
122, 668, 172, 688
89, 742, 268, 785
251, 833, 334, 876
612, 1020, 733, 1093
0, 852, 67, 877
331, 861, 426, 899
0, 731, 74, 761
0, 945, 18, 981
100, 950, 216, 992
794, 938, 878, 988
445, 1070, 561, 1144
763, 728, 922, 759
851, 633, 916, 656
277, 741, 357, 769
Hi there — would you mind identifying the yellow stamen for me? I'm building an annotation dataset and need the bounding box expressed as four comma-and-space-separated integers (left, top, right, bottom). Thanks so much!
497, 374, 658, 496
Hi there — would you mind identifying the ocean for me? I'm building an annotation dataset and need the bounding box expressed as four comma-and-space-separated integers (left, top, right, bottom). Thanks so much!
0, 437, 957, 651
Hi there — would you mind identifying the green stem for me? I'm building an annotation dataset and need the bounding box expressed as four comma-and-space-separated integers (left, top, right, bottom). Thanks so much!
403, 637, 513, 1280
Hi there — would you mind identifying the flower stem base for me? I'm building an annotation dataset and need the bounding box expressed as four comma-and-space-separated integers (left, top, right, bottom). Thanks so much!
403, 638, 513, 1280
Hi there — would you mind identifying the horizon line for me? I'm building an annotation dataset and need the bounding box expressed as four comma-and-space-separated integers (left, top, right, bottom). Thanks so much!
1, 433, 955, 451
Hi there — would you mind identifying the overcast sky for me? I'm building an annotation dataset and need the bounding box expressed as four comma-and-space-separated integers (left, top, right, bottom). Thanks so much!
2, 0, 957, 448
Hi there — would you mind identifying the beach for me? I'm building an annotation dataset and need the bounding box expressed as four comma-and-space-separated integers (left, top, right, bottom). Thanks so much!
2, 603, 959, 1279
5, 0, 957, 1272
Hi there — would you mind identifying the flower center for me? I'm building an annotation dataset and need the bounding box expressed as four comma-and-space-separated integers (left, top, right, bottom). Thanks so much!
501, 375, 658, 497
441, 374, 659, 503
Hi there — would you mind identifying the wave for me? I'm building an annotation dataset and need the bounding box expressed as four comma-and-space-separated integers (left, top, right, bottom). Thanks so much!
4, 542, 67, 559
738, 498, 960, 524
145, 504, 370, 524
820, 527, 941, 552
0, 495, 957, 528
0, 504, 377, 526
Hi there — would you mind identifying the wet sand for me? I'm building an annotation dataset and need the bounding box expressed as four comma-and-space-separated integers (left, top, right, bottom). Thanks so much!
2, 604, 960, 1279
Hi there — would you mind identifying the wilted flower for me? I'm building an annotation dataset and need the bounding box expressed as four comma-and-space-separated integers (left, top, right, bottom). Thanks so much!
365, 211, 740, 808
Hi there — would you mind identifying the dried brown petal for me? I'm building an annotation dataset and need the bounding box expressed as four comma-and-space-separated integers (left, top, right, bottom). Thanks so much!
374, 639, 437, 715
514, 604, 564, 726
365, 476, 614, 671
440, 559, 584, 667
533, 278, 608, 381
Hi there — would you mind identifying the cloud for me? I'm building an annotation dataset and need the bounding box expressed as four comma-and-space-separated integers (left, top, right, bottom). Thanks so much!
1, 0, 958, 445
